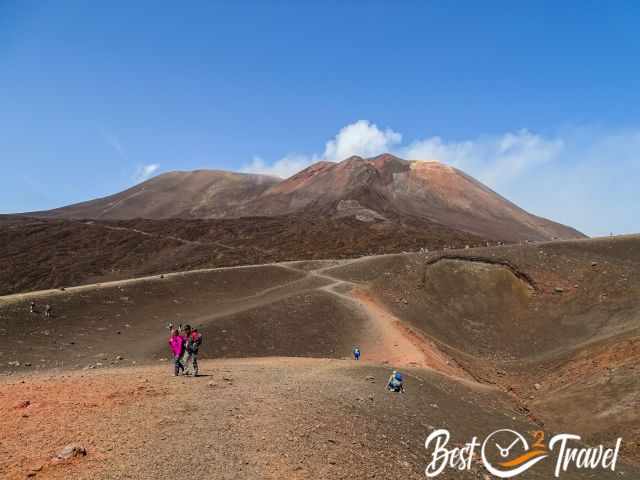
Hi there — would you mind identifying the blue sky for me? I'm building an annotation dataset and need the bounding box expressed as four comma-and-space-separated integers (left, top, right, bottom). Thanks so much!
0, 1, 638, 235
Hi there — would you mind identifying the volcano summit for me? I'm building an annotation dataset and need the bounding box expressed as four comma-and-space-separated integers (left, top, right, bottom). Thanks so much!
33, 154, 583, 243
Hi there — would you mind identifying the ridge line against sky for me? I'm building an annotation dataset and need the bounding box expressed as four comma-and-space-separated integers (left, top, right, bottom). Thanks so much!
1, 1, 639, 236
239, 120, 638, 238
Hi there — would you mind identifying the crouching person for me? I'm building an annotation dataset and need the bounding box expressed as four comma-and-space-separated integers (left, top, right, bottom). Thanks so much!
387, 370, 404, 393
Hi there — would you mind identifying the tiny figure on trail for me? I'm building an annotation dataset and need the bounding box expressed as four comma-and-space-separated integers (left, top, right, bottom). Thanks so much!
186, 328, 203, 376
44, 304, 52, 318
352, 346, 361, 361
29, 301, 36, 314
169, 328, 185, 376
387, 370, 404, 393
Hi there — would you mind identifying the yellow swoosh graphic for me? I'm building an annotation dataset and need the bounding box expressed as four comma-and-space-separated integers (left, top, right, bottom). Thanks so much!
498, 449, 548, 468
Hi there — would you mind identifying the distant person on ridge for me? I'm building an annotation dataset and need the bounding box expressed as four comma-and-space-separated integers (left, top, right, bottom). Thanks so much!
29, 301, 36, 314
169, 328, 185, 376
353, 346, 361, 361
387, 370, 404, 393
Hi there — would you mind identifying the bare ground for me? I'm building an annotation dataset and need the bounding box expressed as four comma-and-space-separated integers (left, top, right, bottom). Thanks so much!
0, 237, 639, 478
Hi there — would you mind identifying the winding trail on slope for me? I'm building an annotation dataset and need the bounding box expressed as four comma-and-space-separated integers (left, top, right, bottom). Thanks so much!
1, 254, 471, 381
278, 263, 471, 379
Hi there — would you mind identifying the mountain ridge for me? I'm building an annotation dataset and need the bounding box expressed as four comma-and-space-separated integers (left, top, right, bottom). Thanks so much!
27, 154, 585, 242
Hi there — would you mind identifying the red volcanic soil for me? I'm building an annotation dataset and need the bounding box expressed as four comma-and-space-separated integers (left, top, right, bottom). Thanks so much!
338, 235, 640, 463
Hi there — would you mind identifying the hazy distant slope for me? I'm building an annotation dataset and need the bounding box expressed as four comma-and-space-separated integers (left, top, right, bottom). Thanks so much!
32, 170, 279, 219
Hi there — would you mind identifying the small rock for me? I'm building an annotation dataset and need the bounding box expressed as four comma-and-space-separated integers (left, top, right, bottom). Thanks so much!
56, 444, 86, 460
207, 382, 217, 388
534, 383, 542, 390
14, 400, 30, 409
554, 287, 564, 293
115, 355, 124, 361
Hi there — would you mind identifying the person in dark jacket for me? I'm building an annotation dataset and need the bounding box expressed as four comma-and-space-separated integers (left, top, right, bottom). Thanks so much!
186, 328, 203, 376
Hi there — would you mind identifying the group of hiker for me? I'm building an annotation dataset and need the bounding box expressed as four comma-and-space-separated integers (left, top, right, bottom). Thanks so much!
28, 300, 403, 391
353, 345, 405, 393
168, 324, 203, 377
165, 337, 404, 391
29, 301, 52, 317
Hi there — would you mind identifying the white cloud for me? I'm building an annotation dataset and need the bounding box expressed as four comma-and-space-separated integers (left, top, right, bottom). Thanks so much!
101, 130, 128, 161
241, 120, 401, 178
401, 130, 564, 189
242, 120, 640, 235
323, 120, 402, 161
243, 155, 317, 179
133, 164, 160, 182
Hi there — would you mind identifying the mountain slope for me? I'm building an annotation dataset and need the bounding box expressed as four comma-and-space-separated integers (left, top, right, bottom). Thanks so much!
251, 154, 584, 241
29, 154, 584, 241
34, 170, 279, 220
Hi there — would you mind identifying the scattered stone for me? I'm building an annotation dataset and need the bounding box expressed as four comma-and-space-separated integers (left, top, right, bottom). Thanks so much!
534, 383, 542, 390
115, 355, 124, 361
14, 400, 30, 409
365, 375, 376, 382
55, 444, 86, 460
496, 369, 507, 376
591, 261, 598, 267
24, 362, 32, 367
207, 381, 217, 388
554, 287, 564, 293
8, 361, 20, 367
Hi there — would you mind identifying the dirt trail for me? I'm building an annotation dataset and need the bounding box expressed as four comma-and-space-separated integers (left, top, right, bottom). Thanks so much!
279, 263, 466, 377
350, 289, 470, 378
1, 254, 470, 381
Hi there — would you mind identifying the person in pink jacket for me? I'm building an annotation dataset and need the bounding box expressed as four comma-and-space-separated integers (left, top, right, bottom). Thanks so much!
169, 329, 185, 376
